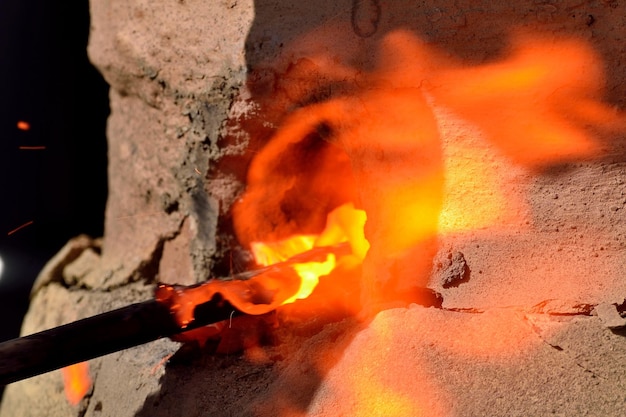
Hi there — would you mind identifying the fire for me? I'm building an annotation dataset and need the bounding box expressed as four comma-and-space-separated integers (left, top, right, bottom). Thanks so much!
61, 362, 91, 405
236, 28, 622, 312
224, 27, 624, 414
252, 235, 336, 304
285, 254, 335, 304
157, 202, 368, 330
430, 32, 619, 167
251, 235, 318, 267
250, 203, 369, 304
150, 25, 624, 415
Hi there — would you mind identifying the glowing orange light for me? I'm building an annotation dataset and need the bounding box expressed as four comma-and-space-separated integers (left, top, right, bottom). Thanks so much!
16, 121, 30, 131
315, 202, 369, 261
286, 254, 336, 303
216, 27, 624, 417
430, 33, 618, 167
352, 378, 422, 417
438, 138, 529, 234
61, 362, 92, 405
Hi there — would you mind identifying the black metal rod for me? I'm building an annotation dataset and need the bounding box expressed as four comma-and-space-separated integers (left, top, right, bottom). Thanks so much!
0, 295, 239, 386
0, 243, 351, 386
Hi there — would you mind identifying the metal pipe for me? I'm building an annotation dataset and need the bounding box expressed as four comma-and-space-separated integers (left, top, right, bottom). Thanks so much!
0, 242, 351, 385
0, 294, 239, 386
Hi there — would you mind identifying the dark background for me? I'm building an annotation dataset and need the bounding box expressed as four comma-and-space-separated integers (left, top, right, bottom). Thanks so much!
0, 0, 109, 343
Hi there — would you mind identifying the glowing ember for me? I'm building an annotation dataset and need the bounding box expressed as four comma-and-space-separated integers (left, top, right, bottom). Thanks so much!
16, 120, 30, 131
61, 362, 91, 405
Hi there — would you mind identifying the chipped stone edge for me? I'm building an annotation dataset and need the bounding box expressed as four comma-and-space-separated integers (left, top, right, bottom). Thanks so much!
30, 235, 102, 297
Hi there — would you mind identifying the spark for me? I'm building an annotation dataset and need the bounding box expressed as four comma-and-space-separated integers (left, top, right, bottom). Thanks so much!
0, 254, 4, 281
150, 353, 173, 375
7, 220, 34, 236
16, 121, 30, 131
194, 167, 202, 175
18, 146, 46, 150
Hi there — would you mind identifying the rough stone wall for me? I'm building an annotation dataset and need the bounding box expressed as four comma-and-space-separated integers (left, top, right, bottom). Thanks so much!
0, 1, 256, 415
88, 0, 255, 288
2, 0, 626, 416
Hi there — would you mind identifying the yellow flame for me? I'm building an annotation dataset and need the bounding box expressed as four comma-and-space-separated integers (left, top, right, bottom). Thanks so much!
251, 235, 317, 266
250, 203, 368, 304
316, 202, 369, 260
285, 254, 336, 304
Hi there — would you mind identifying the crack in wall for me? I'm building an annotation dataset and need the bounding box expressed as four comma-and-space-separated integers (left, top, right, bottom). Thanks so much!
522, 310, 608, 381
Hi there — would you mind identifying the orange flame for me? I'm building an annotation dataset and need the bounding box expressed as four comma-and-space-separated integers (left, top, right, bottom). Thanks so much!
61, 362, 91, 405
236, 29, 623, 313
227, 28, 625, 414
430, 32, 619, 167
157, 203, 368, 329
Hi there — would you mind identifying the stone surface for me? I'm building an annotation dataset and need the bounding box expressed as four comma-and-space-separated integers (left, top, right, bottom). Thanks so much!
302, 306, 626, 417
0, 238, 176, 417
3, 0, 626, 416
87, 0, 256, 289
595, 302, 626, 329
435, 250, 470, 289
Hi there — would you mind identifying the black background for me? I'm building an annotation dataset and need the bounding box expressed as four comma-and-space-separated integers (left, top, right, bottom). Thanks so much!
0, 0, 108, 343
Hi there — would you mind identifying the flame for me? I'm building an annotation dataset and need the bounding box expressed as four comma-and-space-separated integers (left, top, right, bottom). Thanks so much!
157, 203, 368, 329
430, 33, 619, 167
316, 202, 369, 261
251, 232, 335, 304
235, 29, 621, 310
61, 362, 91, 405
251, 235, 317, 266
151, 27, 626, 415
250, 203, 368, 304
285, 254, 336, 304
224, 27, 626, 415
